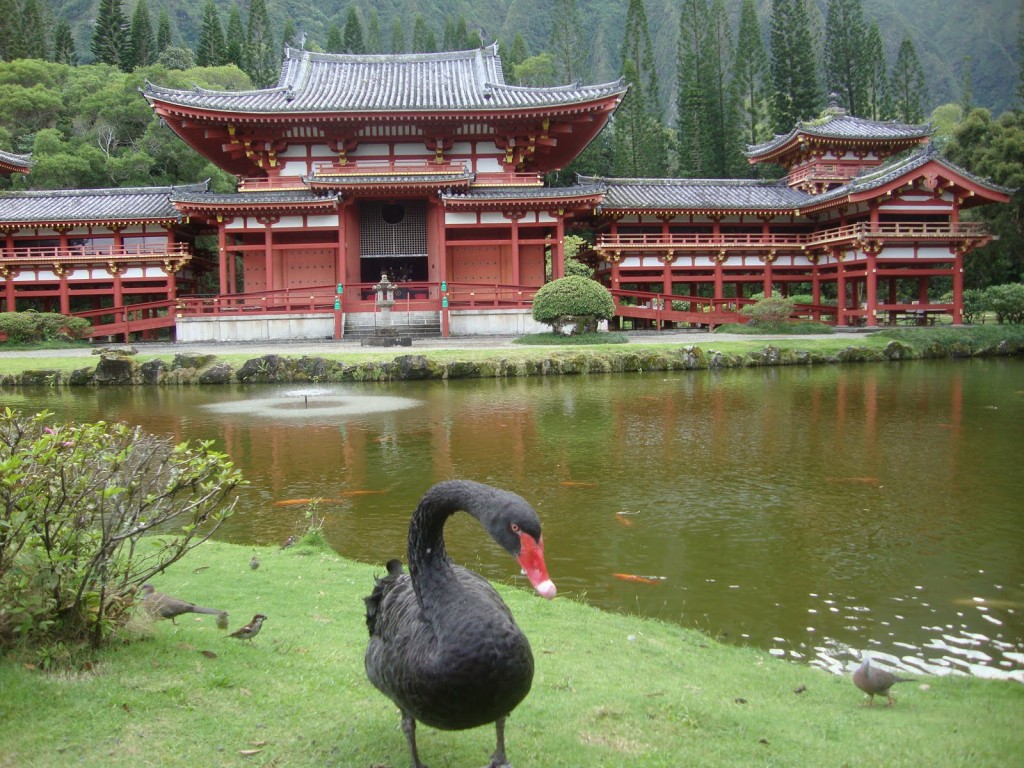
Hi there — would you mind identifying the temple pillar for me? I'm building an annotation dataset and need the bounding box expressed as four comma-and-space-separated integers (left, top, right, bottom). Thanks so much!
510, 213, 522, 286
952, 246, 966, 323
217, 216, 228, 294
864, 249, 878, 327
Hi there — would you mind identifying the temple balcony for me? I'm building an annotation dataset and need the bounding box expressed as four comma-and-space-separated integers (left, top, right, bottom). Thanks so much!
1, 242, 192, 267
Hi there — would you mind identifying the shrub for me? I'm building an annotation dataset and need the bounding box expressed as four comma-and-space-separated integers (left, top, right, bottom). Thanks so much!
983, 283, 1024, 324
0, 410, 244, 657
740, 296, 797, 327
961, 288, 987, 324
531, 276, 615, 333
0, 311, 92, 342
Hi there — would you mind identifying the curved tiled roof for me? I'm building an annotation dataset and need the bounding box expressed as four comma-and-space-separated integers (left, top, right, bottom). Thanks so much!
0, 149, 33, 173
144, 44, 627, 114
443, 183, 606, 203
747, 112, 932, 159
578, 176, 809, 212
0, 182, 208, 223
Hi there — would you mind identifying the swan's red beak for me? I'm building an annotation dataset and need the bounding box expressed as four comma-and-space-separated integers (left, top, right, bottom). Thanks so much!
516, 533, 556, 599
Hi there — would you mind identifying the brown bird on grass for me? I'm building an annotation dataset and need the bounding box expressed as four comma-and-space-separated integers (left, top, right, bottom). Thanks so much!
140, 583, 228, 627
852, 656, 912, 706
228, 614, 267, 641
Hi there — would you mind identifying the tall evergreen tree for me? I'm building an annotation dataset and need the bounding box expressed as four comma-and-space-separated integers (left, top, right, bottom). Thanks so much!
613, 58, 669, 177
676, 0, 713, 177
891, 35, 927, 123
196, 0, 226, 67
862, 20, 891, 120
366, 10, 382, 53
732, 0, 768, 150
245, 0, 277, 87
0, 0, 16, 61
960, 56, 973, 116
824, 0, 867, 115
706, 0, 738, 175
21, 0, 48, 61
325, 23, 343, 54
224, 5, 244, 66
503, 33, 529, 81
1018, 0, 1024, 109
281, 19, 297, 53
769, 0, 821, 133
343, 7, 365, 54
91, 0, 130, 70
550, 0, 585, 82
390, 18, 406, 53
411, 15, 434, 52
128, 0, 156, 68
620, 0, 660, 117
156, 8, 172, 52
52, 18, 78, 65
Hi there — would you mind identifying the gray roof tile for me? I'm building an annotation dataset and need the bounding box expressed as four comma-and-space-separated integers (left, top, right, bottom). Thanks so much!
747, 112, 932, 158
442, 183, 606, 202
0, 183, 208, 224
144, 44, 626, 114
578, 176, 809, 211
0, 149, 33, 171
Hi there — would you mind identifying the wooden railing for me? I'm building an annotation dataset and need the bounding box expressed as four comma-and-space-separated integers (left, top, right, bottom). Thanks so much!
0, 242, 191, 265
74, 299, 178, 339
594, 221, 990, 253
309, 160, 470, 178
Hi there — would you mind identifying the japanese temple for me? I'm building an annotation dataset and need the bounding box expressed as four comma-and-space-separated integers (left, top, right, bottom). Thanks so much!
0, 45, 1012, 341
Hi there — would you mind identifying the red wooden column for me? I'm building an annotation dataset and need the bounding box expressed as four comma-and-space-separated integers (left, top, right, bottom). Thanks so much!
2, 268, 16, 312
217, 215, 229, 294
864, 246, 879, 327
952, 245, 966, 323
110, 264, 124, 307
257, 216, 278, 291
835, 250, 847, 326
550, 211, 566, 280
713, 253, 724, 302
761, 251, 774, 297
509, 212, 522, 286
57, 265, 70, 315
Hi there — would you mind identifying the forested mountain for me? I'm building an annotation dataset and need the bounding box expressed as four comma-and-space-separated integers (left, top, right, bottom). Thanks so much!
44, 0, 1019, 116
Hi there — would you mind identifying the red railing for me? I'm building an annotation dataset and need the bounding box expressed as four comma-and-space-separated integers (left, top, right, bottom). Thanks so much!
0, 243, 191, 265
74, 299, 178, 339
594, 221, 991, 254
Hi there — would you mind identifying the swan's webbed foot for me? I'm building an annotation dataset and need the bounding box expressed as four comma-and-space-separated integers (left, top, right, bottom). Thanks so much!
484, 716, 512, 768
401, 711, 428, 768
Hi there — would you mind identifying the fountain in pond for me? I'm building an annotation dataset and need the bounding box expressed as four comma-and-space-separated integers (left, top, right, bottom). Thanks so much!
361, 272, 412, 347
203, 387, 421, 421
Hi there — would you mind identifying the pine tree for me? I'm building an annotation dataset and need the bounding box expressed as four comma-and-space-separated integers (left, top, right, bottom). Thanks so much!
706, 0, 738, 175
91, 0, 130, 69
129, 0, 156, 69
343, 7, 365, 54
862, 20, 890, 120
366, 10, 382, 53
550, 0, 585, 82
224, 5, 244, 66
676, 0, 713, 177
732, 0, 767, 150
21, 0, 48, 61
325, 23, 343, 54
156, 8, 172, 53
245, 0, 277, 87
0, 0, 16, 61
281, 19, 297, 53
390, 18, 406, 53
891, 36, 927, 123
443, 17, 460, 51
824, 0, 867, 115
960, 56, 973, 116
613, 58, 669, 177
196, 0, 225, 67
503, 33, 528, 81
621, 0, 660, 118
769, 0, 821, 133
412, 15, 434, 52
52, 18, 78, 65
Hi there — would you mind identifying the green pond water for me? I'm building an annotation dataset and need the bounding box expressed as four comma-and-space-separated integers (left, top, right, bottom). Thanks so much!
5, 357, 1023, 680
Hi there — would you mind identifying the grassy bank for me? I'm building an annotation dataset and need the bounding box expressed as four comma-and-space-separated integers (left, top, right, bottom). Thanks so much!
1, 540, 1020, 767
0, 326, 1022, 383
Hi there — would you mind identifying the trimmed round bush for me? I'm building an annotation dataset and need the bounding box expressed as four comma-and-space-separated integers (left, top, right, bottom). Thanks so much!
531, 276, 616, 331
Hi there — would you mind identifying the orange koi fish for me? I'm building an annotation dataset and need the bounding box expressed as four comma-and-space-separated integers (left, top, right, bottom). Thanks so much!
615, 512, 636, 528
613, 573, 666, 584
560, 481, 598, 488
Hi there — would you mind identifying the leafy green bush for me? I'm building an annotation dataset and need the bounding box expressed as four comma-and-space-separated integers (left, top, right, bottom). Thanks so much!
961, 288, 987, 324
740, 296, 797, 327
531, 276, 615, 331
983, 283, 1024, 324
0, 312, 92, 342
0, 410, 244, 658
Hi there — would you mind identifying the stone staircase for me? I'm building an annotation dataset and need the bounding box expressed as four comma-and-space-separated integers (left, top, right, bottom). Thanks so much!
342, 310, 442, 340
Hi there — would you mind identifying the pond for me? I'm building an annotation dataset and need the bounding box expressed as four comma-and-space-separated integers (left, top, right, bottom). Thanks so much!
5, 357, 1023, 681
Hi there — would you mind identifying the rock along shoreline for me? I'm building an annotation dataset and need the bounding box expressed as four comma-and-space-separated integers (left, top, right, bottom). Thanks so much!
4, 335, 1023, 387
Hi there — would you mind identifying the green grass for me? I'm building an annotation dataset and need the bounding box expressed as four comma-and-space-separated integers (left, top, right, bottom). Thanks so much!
1, 540, 1021, 767
514, 331, 630, 345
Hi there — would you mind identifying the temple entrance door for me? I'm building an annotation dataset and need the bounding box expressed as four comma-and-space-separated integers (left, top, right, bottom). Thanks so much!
358, 200, 428, 293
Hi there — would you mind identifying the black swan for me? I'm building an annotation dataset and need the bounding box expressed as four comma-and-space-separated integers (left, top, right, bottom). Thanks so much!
364, 480, 556, 768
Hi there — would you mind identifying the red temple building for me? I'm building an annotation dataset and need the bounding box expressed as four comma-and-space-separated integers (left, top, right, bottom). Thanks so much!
0, 46, 1011, 341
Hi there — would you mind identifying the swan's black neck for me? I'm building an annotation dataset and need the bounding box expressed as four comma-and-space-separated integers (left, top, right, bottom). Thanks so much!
406, 480, 499, 603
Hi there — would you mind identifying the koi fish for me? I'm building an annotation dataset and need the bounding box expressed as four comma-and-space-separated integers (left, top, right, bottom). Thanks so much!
615, 512, 637, 527
613, 573, 666, 584
560, 481, 598, 488
273, 498, 343, 506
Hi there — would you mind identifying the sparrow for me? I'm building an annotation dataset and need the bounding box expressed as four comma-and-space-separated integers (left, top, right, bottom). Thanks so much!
139, 583, 228, 626
281, 535, 296, 549
228, 614, 267, 641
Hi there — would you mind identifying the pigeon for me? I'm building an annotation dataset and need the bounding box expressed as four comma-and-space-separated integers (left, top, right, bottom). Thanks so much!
852, 656, 912, 706
139, 583, 228, 626
228, 614, 267, 641
250, 554, 261, 570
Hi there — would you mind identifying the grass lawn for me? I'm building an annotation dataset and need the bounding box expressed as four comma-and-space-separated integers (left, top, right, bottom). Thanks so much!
1, 539, 1021, 767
